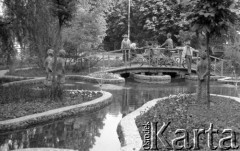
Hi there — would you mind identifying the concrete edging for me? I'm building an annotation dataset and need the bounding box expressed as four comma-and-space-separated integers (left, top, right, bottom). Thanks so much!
185, 75, 225, 81
217, 77, 240, 84
1, 74, 125, 87
14, 148, 77, 151
0, 91, 112, 132
118, 94, 240, 151
117, 96, 169, 151
66, 75, 125, 84
1, 77, 45, 87
133, 74, 171, 84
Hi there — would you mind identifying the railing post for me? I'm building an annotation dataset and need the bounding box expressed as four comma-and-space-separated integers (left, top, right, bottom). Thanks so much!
221, 60, 224, 76
148, 49, 150, 66
179, 50, 182, 67
88, 58, 90, 74
103, 52, 105, 68
196, 52, 199, 67
124, 49, 127, 67
108, 52, 110, 69
129, 49, 131, 67
214, 58, 217, 75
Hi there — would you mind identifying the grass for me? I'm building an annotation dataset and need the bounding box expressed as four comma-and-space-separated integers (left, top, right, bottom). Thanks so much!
5, 67, 102, 77
0, 85, 102, 121
135, 94, 240, 150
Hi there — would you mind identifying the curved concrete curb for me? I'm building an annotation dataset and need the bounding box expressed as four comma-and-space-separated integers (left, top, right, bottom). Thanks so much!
185, 75, 225, 81
117, 96, 169, 151
210, 94, 240, 102
218, 77, 240, 84
118, 94, 239, 151
0, 75, 33, 82
14, 148, 77, 151
66, 75, 125, 84
0, 91, 112, 132
133, 74, 171, 84
1, 77, 45, 87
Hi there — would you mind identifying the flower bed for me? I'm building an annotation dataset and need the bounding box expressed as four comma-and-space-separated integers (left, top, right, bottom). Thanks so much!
0, 85, 102, 121
135, 94, 240, 150
133, 74, 171, 84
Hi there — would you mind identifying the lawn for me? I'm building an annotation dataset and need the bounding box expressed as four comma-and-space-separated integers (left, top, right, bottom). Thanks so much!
5, 67, 102, 77
136, 94, 240, 150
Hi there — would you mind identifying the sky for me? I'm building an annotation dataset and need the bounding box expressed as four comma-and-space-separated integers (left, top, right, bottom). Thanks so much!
0, 1, 3, 16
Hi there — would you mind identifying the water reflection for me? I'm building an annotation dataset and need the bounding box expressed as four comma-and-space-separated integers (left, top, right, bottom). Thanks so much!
0, 78, 239, 151
0, 109, 107, 151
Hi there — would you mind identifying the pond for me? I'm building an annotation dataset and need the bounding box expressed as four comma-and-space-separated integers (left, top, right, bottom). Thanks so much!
0, 78, 239, 151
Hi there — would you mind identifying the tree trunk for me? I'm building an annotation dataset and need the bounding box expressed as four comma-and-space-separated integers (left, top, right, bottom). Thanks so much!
7, 53, 16, 74
206, 32, 211, 108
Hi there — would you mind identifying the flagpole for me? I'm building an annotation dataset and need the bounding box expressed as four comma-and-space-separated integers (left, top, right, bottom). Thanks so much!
128, 0, 131, 39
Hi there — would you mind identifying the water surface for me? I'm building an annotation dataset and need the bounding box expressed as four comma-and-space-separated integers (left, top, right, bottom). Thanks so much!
0, 78, 239, 151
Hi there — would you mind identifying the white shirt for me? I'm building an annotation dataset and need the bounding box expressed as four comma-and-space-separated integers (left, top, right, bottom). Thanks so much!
130, 43, 136, 49
182, 46, 198, 58
121, 39, 131, 49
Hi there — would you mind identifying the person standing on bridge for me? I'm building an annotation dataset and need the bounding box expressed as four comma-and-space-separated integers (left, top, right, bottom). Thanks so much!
130, 41, 137, 59
121, 34, 131, 62
182, 38, 198, 75
160, 33, 174, 57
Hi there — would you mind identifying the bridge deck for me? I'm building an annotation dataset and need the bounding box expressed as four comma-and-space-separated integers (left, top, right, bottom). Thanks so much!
103, 64, 197, 75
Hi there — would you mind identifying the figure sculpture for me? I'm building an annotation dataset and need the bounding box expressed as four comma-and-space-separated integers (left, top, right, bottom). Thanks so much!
56, 49, 66, 85
196, 52, 208, 102
44, 49, 54, 86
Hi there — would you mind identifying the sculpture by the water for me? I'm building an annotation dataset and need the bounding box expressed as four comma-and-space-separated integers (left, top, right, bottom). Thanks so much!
44, 49, 66, 86
196, 52, 208, 102
56, 49, 66, 85
44, 49, 54, 86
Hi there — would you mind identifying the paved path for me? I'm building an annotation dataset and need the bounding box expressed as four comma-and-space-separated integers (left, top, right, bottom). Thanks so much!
0, 67, 34, 78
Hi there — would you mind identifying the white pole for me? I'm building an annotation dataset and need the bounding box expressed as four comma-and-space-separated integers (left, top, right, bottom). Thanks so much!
128, 0, 131, 39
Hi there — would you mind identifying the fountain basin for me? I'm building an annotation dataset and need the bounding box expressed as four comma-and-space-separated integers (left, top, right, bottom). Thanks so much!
67, 74, 125, 84
218, 77, 240, 84
185, 75, 225, 81
133, 74, 171, 84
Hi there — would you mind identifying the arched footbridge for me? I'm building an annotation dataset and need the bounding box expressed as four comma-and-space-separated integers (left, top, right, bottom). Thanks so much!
104, 65, 196, 77
78, 48, 232, 77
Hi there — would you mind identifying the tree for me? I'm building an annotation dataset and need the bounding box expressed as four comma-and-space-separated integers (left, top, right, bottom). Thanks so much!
3, 0, 56, 67
49, 0, 77, 99
62, 1, 109, 55
106, 0, 185, 49
186, 0, 239, 106
0, 17, 15, 72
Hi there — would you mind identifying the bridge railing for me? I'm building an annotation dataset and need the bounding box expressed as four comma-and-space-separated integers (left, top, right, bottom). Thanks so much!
98, 48, 229, 76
